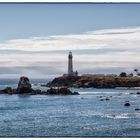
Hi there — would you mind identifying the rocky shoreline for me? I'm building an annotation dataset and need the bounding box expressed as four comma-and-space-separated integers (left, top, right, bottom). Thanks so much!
44, 75, 140, 88
0, 76, 79, 96
1, 75, 140, 95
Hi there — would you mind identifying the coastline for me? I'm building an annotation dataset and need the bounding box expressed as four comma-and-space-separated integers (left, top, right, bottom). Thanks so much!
45, 75, 140, 89
1, 76, 140, 96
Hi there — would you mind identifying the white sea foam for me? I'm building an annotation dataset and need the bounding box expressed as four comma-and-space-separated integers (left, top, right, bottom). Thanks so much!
104, 114, 129, 119
124, 92, 132, 95
79, 91, 121, 94
102, 112, 140, 119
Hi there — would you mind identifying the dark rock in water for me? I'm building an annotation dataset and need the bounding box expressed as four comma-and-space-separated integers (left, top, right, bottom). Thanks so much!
0, 87, 16, 94
31, 89, 42, 95
73, 91, 79, 95
124, 103, 130, 106
0, 77, 79, 96
111, 115, 116, 117
2, 87, 13, 94
46, 88, 79, 95
124, 101, 130, 107
105, 97, 110, 101
129, 92, 140, 95
0, 77, 32, 95
17, 76, 32, 94
97, 96, 103, 98
135, 108, 140, 111
130, 92, 135, 95
99, 96, 110, 101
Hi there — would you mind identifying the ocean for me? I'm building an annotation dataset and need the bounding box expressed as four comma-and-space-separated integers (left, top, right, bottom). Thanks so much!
0, 79, 140, 137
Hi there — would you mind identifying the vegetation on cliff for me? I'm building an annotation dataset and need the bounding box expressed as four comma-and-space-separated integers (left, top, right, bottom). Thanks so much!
46, 75, 140, 88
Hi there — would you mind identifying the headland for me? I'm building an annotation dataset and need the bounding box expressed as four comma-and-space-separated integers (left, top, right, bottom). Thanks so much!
44, 74, 140, 88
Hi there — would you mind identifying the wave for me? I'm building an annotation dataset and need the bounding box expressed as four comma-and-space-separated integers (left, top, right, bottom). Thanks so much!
81, 125, 140, 134
101, 113, 140, 119
79, 91, 122, 94
103, 114, 129, 119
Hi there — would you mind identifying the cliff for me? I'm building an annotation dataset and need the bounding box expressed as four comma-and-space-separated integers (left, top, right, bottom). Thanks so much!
45, 75, 140, 88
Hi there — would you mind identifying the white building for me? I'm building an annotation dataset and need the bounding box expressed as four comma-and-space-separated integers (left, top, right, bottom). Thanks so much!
68, 51, 73, 76
63, 51, 78, 77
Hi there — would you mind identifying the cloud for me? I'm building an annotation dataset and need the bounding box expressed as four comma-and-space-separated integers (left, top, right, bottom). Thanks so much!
0, 26, 140, 78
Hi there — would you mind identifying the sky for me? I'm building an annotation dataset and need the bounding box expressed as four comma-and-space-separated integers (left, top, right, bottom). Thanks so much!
0, 3, 140, 79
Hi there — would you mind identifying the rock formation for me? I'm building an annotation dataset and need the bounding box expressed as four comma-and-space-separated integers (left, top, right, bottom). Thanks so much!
46, 88, 79, 95
46, 75, 140, 88
124, 101, 130, 106
17, 76, 32, 94
0, 76, 79, 95
2, 87, 13, 94
135, 108, 140, 111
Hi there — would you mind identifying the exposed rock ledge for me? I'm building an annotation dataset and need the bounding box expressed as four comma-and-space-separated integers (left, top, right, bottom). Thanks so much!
45, 75, 140, 88
0, 76, 79, 95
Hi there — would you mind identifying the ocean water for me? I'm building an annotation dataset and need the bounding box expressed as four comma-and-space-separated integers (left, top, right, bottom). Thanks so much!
0, 79, 140, 137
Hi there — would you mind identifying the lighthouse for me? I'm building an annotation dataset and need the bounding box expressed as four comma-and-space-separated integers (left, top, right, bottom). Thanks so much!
68, 51, 73, 76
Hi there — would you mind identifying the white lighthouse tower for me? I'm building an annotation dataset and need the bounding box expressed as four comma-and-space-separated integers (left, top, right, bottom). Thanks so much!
68, 51, 73, 76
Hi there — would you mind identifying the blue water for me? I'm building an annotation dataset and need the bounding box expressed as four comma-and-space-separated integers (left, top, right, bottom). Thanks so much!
0, 79, 140, 137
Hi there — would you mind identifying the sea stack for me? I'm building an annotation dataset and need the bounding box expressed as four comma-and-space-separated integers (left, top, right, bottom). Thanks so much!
17, 76, 32, 94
